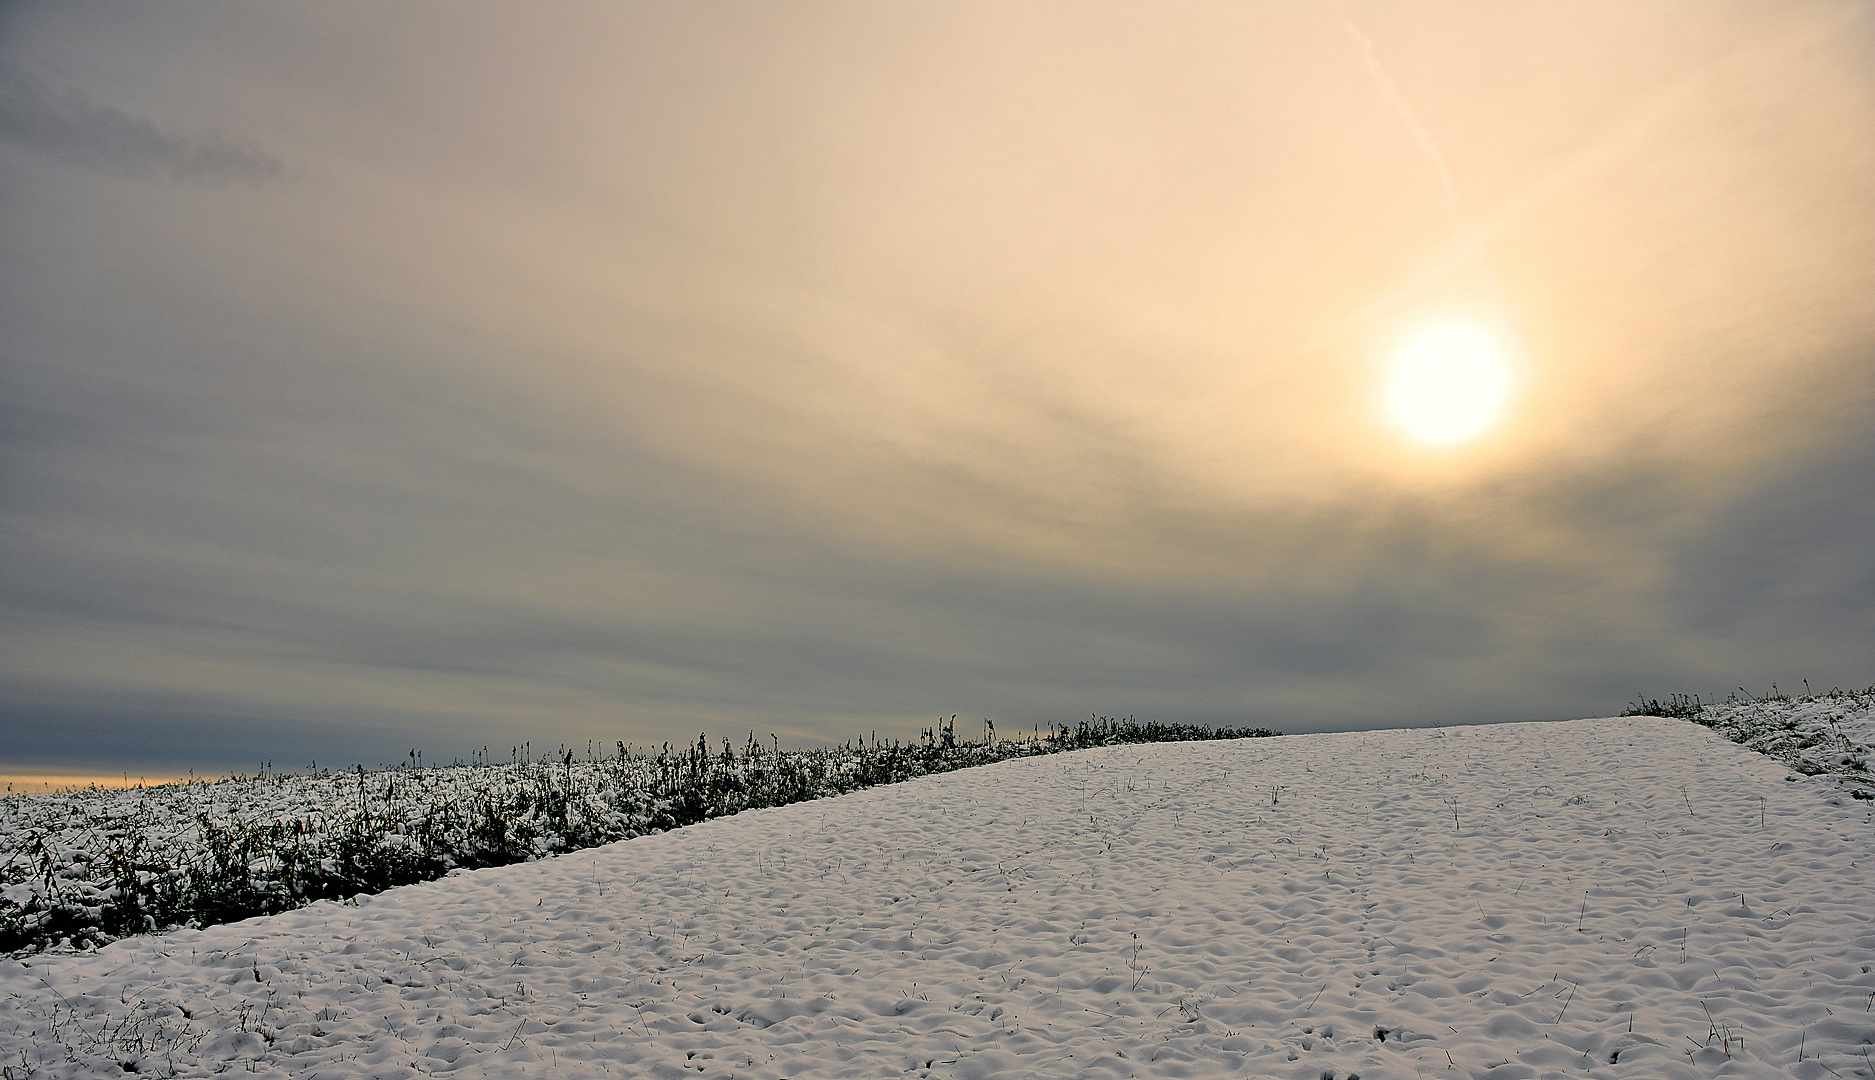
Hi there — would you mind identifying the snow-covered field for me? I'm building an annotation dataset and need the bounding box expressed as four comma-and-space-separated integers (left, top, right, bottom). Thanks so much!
3, 715, 1873, 1079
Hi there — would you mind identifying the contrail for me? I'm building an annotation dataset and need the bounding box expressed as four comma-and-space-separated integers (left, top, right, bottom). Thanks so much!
1336, 7, 1462, 222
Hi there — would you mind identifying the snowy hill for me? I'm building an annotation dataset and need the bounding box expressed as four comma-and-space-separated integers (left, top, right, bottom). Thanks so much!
3, 716, 1873, 1079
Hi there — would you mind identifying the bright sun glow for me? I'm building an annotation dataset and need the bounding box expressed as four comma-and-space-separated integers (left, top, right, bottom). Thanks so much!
1385, 324, 1510, 444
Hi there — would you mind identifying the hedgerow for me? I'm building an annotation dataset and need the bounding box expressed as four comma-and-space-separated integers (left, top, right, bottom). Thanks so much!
1, 716, 1277, 955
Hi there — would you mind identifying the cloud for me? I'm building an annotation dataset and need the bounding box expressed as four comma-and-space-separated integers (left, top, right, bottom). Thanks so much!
0, 2, 1871, 773
1336, 7, 1461, 222
0, 64, 285, 184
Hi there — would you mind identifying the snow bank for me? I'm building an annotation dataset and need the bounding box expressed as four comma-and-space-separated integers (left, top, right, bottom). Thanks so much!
3, 717, 1872, 1079
1686, 691, 1875, 796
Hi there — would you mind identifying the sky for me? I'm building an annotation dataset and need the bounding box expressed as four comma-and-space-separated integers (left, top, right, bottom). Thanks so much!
2, 1, 1872, 776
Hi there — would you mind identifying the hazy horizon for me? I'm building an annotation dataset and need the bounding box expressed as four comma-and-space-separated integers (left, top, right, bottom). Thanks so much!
4, 1, 1872, 775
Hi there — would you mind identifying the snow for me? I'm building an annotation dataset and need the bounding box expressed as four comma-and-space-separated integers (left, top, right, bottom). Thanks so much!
1688, 694, 1875, 791
3, 716, 1873, 1079
0, 729, 1187, 954
0, 755, 678, 898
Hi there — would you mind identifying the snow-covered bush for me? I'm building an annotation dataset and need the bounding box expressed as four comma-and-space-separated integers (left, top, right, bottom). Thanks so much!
2, 717, 1276, 955
1624, 684, 1875, 799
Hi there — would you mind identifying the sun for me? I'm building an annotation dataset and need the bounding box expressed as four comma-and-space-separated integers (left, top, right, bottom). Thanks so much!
1385, 324, 1511, 444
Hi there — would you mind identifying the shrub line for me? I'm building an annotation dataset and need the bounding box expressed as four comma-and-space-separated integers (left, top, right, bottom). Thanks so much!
1, 715, 1277, 956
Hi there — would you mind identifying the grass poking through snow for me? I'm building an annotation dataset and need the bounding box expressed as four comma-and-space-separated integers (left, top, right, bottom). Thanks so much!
0, 716, 1275, 956
1623, 684, 1875, 801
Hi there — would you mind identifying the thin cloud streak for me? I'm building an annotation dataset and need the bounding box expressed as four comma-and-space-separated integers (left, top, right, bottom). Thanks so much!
1336, 8, 1462, 222
0, 64, 285, 184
